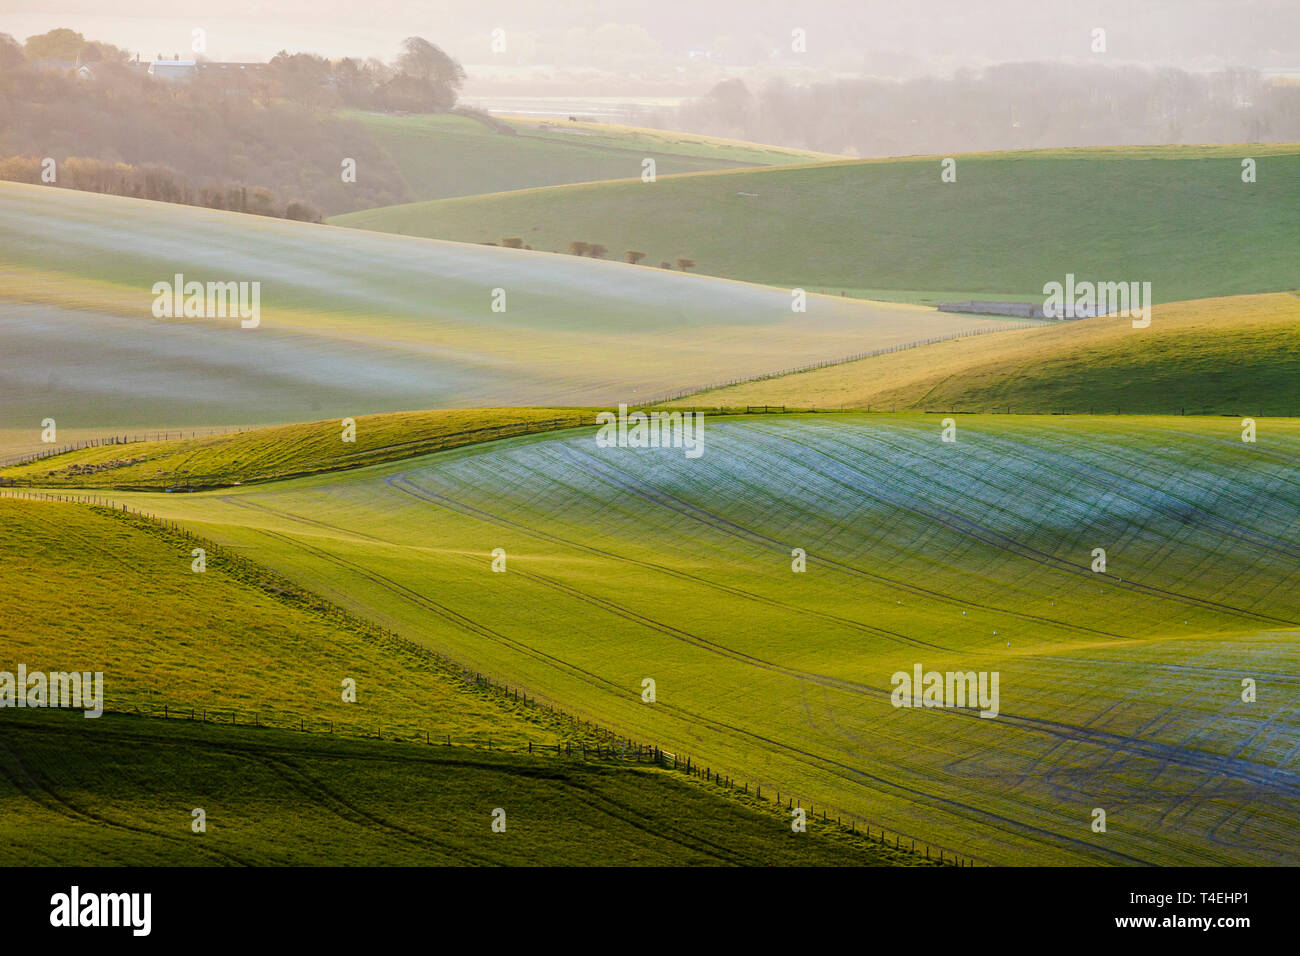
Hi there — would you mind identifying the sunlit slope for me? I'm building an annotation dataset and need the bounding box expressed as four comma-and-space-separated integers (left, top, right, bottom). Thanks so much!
115, 414, 1300, 865
355, 111, 836, 202
0, 182, 1015, 428
333, 144, 1300, 303
0, 408, 592, 489
0, 498, 559, 746
680, 293, 1300, 414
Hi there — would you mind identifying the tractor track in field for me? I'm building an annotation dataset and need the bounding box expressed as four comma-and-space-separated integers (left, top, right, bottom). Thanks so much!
972, 425, 1300, 563
542, 441, 1144, 642
385, 472, 952, 652
535, 775, 770, 865
236, 496, 932, 712
0, 735, 257, 866
252, 751, 501, 865
753, 424, 1300, 627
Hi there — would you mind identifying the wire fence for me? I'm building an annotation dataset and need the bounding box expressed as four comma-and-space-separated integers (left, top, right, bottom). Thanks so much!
0, 425, 257, 470
2, 487, 978, 866
0, 418, 591, 489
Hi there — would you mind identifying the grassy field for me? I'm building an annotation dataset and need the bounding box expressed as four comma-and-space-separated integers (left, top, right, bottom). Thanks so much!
80, 413, 1300, 866
0, 710, 915, 866
0, 183, 1015, 429
678, 293, 1300, 414
354, 111, 836, 203
333, 143, 1300, 303
0, 497, 923, 865
0, 497, 568, 745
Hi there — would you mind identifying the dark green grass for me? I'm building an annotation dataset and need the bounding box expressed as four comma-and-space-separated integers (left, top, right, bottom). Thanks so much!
0, 709, 918, 866
334, 144, 1300, 303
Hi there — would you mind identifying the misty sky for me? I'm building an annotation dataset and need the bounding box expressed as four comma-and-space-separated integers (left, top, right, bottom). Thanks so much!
4, 1, 1298, 77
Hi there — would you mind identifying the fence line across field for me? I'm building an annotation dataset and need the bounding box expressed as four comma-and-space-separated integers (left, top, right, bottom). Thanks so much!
643, 323, 1037, 406
0, 424, 257, 469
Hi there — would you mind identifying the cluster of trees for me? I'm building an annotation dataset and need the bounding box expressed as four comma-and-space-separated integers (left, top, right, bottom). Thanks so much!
0, 32, 467, 216
268, 37, 466, 112
566, 242, 694, 270
666, 65, 1300, 156
487, 237, 695, 270
0, 155, 322, 221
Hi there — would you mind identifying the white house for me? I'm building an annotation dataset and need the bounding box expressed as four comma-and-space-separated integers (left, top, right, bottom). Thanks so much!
148, 58, 197, 81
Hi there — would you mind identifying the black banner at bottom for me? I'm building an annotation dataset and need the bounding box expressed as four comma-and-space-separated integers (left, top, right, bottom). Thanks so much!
1, 865, 1284, 942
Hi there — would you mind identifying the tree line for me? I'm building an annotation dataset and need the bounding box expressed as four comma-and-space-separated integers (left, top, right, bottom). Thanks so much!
0, 154, 322, 221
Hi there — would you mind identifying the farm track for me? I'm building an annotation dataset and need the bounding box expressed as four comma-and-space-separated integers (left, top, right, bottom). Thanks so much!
0, 737, 258, 866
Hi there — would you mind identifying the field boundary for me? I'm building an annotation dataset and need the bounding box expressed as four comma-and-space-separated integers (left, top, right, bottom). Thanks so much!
0, 425, 257, 470
646, 322, 1038, 405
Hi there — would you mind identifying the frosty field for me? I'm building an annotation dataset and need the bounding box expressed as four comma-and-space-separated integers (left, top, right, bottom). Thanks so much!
0, 183, 1019, 429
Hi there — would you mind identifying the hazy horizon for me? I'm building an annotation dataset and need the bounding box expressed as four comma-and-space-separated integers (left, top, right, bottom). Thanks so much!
5, 0, 1298, 95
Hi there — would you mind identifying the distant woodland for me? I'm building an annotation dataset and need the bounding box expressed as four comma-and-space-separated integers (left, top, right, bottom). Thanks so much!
666, 65, 1300, 156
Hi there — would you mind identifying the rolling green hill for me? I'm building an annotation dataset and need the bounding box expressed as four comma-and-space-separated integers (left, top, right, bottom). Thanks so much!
78, 413, 1300, 866
355, 111, 837, 202
332, 143, 1300, 304
0, 497, 915, 866
678, 293, 1300, 414
0, 182, 1017, 430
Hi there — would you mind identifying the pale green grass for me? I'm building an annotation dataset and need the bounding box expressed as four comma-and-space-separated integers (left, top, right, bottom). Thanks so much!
352, 111, 835, 202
